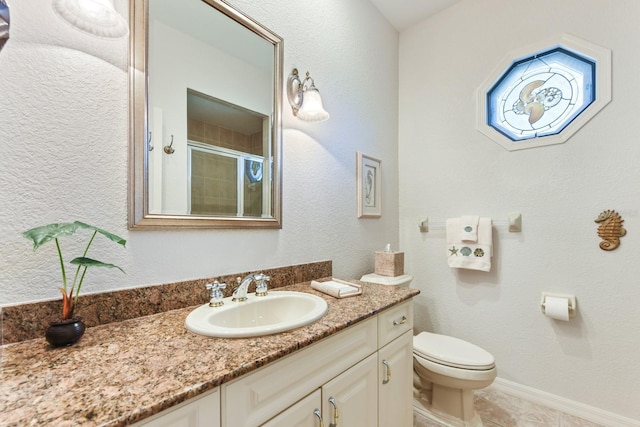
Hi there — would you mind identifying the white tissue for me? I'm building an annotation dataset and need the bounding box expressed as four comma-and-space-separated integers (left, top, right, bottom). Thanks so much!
384, 243, 391, 252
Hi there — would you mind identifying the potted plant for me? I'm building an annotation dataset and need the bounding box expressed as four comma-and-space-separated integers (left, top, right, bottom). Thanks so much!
23, 221, 126, 346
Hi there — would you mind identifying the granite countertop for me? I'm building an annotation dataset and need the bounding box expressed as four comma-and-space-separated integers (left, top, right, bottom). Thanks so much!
0, 281, 419, 426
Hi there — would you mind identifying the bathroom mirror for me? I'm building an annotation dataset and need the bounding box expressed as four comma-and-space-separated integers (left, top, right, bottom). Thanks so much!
129, 0, 283, 229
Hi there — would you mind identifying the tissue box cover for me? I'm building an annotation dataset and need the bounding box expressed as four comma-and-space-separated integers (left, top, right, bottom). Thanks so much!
375, 251, 404, 276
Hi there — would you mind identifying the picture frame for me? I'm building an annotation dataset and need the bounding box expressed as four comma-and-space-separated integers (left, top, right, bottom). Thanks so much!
357, 152, 381, 218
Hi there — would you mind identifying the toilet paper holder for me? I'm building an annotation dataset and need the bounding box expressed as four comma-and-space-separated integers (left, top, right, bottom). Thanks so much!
540, 292, 577, 318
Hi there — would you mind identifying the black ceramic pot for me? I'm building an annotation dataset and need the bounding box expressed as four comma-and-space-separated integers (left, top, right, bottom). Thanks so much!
45, 318, 85, 347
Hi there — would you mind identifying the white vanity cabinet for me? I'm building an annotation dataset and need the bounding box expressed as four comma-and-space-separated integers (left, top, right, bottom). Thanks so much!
222, 316, 379, 426
136, 300, 414, 427
224, 299, 414, 427
132, 388, 220, 427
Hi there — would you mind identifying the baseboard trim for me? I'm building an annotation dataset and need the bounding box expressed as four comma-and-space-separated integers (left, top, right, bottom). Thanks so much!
492, 377, 640, 427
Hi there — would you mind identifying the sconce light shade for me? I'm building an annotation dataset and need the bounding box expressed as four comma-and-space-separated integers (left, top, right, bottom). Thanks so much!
287, 68, 330, 122
53, 0, 128, 38
296, 85, 330, 122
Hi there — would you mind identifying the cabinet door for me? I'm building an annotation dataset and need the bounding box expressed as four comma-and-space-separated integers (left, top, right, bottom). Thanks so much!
261, 389, 321, 427
133, 388, 220, 427
321, 353, 378, 427
378, 330, 413, 427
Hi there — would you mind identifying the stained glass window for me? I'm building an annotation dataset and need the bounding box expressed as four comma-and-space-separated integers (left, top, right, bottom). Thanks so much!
476, 34, 611, 151
487, 48, 595, 142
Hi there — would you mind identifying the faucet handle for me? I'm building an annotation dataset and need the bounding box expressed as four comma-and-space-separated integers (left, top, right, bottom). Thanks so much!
255, 273, 270, 297
205, 280, 226, 292
206, 280, 226, 307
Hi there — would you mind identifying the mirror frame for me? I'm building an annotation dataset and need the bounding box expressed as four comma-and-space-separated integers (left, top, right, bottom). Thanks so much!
129, 0, 283, 229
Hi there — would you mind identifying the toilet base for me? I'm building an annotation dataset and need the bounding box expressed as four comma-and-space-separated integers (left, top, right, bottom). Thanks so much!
413, 384, 484, 427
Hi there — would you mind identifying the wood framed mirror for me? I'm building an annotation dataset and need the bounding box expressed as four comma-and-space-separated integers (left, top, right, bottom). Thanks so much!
129, 0, 283, 229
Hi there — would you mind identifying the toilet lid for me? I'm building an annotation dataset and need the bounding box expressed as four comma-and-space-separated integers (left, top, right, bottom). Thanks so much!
413, 332, 495, 370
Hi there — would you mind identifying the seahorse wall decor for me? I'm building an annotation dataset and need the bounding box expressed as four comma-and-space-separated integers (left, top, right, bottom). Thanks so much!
594, 210, 627, 251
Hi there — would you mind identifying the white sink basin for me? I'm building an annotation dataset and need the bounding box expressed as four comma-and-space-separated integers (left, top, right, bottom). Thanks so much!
185, 291, 328, 338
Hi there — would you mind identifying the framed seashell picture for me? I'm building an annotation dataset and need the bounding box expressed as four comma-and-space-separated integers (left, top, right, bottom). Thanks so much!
357, 152, 382, 218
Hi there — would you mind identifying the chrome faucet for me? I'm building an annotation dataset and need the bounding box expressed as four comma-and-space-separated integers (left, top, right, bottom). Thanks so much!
232, 273, 270, 301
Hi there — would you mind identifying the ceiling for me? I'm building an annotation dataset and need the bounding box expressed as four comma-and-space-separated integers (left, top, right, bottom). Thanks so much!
368, 0, 462, 32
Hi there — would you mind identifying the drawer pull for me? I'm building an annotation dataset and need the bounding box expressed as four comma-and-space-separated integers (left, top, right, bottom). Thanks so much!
382, 359, 391, 384
314, 408, 325, 427
393, 315, 407, 326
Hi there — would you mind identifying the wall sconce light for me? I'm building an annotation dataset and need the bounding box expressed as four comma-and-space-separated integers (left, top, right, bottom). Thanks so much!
52, 0, 128, 38
287, 68, 330, 122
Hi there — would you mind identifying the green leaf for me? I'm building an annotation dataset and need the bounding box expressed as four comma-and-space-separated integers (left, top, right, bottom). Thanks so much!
22, 222, 80, 250
70, 257, 125, 273
74, 221, 127, 247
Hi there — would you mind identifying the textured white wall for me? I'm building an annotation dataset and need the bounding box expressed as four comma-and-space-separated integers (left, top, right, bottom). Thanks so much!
0, 0, 399, 305
399, 0, 640, 420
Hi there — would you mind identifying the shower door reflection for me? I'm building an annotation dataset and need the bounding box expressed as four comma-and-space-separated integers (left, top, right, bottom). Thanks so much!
188, 144, 265, 217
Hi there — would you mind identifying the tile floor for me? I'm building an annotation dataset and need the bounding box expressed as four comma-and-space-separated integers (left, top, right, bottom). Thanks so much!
413, 385, 605, 427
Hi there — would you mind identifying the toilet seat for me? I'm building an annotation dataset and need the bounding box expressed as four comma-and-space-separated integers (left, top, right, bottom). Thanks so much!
413, 332, 495, 370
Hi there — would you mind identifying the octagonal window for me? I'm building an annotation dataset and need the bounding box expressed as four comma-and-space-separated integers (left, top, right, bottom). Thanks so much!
477, 34, 611, 151
488, 48, 595, 142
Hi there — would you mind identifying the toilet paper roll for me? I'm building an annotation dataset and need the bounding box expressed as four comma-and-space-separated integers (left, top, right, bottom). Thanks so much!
544, 296, 570, 321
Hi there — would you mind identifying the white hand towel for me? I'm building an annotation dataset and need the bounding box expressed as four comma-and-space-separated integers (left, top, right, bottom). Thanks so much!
460, 215, 479, 242
446, 217, 492, 272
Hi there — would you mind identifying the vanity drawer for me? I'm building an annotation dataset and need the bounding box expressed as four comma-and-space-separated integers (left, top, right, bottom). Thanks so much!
222, 316, 377, 427
377, 300, 413, 347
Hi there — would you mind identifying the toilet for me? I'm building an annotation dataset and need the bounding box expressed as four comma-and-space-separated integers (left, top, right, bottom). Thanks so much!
361, 273, 497, 427
413, 332, 496, 426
